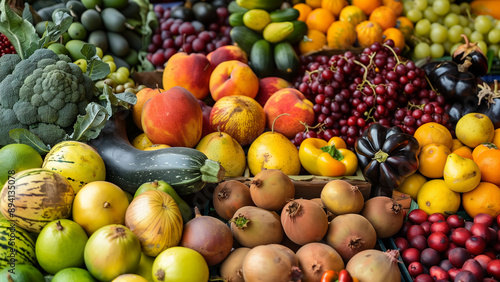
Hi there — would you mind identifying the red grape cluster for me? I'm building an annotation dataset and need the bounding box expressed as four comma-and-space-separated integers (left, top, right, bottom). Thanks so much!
147, 5, 231, 69
0, 33, 16, 57
292, 40, 452, 148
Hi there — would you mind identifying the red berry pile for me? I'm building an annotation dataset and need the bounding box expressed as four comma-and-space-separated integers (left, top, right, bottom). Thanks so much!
292, 40, 453, 148
0, 33, 16, 57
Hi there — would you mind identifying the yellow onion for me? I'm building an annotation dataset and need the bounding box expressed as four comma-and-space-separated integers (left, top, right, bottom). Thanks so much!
125, 190, 183, 257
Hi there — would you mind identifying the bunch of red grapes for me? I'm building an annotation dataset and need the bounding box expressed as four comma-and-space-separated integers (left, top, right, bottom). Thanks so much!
148, 5, 231, 69
292, 40, 452, 148
0, 33, 16, 57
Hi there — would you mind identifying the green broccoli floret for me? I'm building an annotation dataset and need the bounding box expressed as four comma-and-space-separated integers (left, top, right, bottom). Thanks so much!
0, 48, 98, 146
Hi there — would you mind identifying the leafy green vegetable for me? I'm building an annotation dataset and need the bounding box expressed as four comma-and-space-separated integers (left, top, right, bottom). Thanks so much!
0, 0, 39, 59
81, 43, 110, 81
9, 128, 50, 154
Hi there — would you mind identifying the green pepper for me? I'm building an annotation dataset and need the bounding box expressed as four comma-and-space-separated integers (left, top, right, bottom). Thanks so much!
355, 123, 420, 197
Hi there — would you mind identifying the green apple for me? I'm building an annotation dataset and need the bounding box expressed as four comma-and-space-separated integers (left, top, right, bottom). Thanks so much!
134, 180, 192, 223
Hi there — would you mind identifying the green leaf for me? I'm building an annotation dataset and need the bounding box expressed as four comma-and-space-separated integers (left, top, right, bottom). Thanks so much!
70, 103, 110, 142
82, 43, 111, 80
115, 91, 138, 108
321, 145, 344, 161
21, 3, 33, 24
87, 59, 110, 81
8, 128, 50, 154
0, 0, 40, 59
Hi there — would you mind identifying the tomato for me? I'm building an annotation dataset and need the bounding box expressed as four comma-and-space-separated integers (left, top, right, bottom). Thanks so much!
320, 270, 338, 282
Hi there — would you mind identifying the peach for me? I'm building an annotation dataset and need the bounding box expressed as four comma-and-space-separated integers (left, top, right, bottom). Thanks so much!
255, 77, 293, 107
209, 60, 259, 101
263, 88, 315, 139
210, 95, 266, 146
162, 52, 213, 99
141, 86, 203, 147
132, 87, 163, 131
206, 45, 248, 70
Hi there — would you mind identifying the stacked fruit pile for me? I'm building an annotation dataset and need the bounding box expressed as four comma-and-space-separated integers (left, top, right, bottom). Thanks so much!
147, 1, 232, 69
34, 0, 149, 69
292, 41, 452, 147
402, 0, 500, 59
393, 209, 500, 281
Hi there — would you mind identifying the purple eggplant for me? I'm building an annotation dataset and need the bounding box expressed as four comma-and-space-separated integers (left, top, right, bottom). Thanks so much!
452, 34, 488, 77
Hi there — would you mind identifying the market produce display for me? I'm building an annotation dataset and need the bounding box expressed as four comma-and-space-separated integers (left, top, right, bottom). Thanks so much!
1, 0, 500, 281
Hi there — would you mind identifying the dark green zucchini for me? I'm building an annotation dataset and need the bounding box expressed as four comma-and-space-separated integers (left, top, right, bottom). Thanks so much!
229, 11, 245, 27
284, 20, 308, 44
88, 111, 225, 196
250, 39, 274, 78
270, 8, 300, 22
230, 25, 262, 55
274, 41, 300, 76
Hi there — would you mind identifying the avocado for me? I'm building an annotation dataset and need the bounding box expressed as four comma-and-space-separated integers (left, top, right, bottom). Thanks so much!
107, 32, 130, 57
101, 7, 127, 33
80, 9, 103, 32
88, 30, 109, 53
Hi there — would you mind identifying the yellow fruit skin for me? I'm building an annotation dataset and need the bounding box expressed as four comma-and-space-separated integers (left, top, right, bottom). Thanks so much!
417, 179, 461, 216
247, 131, 301, 176
443, 153, 481, 193
396, 172, 427, 200
455, 113, 495, 148
196, 132, 246, 177
42, 141, 106, 194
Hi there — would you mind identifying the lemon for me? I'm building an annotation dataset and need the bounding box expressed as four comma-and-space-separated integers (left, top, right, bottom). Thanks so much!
243, 9, 271, 32
455, 113, 495, 148
131, 133, 154, 150
396, 172, 427, 200
417, 179, 461, 216
0, 144, 43, 188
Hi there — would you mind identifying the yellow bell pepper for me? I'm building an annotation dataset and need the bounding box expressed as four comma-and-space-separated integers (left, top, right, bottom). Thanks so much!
298, 137, 358, 177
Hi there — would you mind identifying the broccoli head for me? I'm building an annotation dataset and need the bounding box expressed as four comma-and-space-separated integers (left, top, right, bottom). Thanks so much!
0, 48, 97, 146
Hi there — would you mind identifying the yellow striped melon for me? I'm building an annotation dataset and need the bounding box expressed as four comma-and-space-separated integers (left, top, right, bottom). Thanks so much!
0, 168, 75, 233
42, 141, 106, 194
0, 218, 36, 269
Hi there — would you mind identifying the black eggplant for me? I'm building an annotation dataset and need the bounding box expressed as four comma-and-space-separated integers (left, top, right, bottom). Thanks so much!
355, 123, 420, 198
452, 34, 488, 77
423, 58, 477, 102
475, 81, 500, 128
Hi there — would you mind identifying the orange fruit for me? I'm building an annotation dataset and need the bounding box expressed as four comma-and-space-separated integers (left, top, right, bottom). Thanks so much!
418, 143, 451, 179
299, 29, 327, 54
305, 0, 322, 9
382, 0, 403, 16
382, 27, 405, 50
413, 122, 453, 149
322, 0, 349, 17
450, 139, 464, 152
294, 3, 313, 22
475, 149, 500, 186
472, 142, 498, 162
306, 8, 336, 33
492, 128, 500, 148
339, 5, 367, 27
396, 16, 414, 40
462, 182, 500, 218
369, 6, 397, 30
352, 0, 382, 15
452, 146, 473, 160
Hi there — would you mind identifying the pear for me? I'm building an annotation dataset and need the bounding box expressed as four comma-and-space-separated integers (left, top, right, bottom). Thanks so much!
247, 114, 301, 176
443, 153, 481, 193
196, 130, 246, 177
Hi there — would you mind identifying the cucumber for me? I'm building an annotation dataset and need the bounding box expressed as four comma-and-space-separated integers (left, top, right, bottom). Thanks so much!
274, 41, 299, 76
236, 0, 283, 11
230, 25, 263, 55
270, 7, 300, 22
263, 21, 294, 43
228, 1, 249, 13
284, 20, 308, 44
88, 111, 225, 196
229, 11, 245, 27
250, 39, 274, 78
